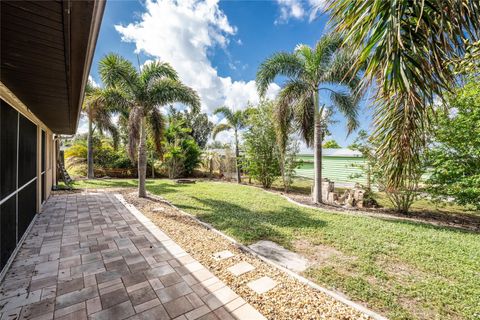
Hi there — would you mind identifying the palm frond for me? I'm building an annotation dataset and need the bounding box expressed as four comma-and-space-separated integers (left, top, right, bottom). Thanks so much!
330, 90, 359, 134
373, 91, 431, 188
148, 78, 200, 113
276, 79, 314, 146
91, 105, 120, 148
321, 47, 364, 101
147, 107, 165, 155
214, 106, 234, 123
212, 123, 233, 139
141, 61, 179, 86
99, 86, 132, 113
232, 110, 248, 130
327, 0, 480, 188
274, 97, 293, 155
256, 52, 304, 97
293, 93, 315, 147
314, 33, 342, 61
99, 53, 140, 93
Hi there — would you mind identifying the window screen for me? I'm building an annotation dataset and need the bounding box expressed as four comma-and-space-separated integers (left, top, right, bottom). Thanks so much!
0, 196, 16, 270
18, 181, 37, 239
0, 100, 38, 273
0, 100, 18, 200
18, 114, 37, 187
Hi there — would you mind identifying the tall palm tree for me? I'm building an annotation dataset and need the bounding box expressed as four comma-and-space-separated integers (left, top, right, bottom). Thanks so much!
212, 107, 247, 183
82, 81, 119, 179
98, 54, 200, 197
256, 34, 363, 203
326, 0, 480, 191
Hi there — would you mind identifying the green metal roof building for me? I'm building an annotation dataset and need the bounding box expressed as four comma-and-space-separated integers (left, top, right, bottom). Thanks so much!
296, 149, 367, 185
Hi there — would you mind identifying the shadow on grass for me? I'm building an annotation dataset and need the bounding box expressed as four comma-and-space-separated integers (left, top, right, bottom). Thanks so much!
147, 181, 191, 195
75, 179, 191, 195
174, 196, 328, 247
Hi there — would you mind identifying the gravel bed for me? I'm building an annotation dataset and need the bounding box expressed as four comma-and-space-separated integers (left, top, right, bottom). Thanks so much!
118, 188, 369, 320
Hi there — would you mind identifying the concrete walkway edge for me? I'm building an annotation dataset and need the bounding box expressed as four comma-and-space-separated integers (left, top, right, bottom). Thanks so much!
114, 193, 267, 320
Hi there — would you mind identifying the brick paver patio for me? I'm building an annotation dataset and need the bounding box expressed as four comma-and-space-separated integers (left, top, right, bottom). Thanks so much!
0, 192, 265, 320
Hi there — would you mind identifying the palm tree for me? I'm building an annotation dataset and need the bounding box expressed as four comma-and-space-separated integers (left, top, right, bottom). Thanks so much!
256, 34, 363, 203
212, 107, 248, 183
82, 81, 119, 179
326, 0, 480, 191
98, 54, 200, 197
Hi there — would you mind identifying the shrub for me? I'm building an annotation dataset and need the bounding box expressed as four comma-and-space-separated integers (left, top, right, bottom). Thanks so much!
243, 101, 281, 188
162, 118, 202, 178
425, 77, 480, 209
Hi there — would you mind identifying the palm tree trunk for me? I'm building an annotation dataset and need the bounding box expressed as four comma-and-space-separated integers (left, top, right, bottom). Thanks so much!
312, 93, 323, 204
151, 155, 155, 179
234, 129, 241, 183
138, 116, 147, 197
87, 112, 94, 179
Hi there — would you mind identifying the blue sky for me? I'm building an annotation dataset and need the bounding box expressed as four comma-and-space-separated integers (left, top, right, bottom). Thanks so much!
88, 0, 373, 151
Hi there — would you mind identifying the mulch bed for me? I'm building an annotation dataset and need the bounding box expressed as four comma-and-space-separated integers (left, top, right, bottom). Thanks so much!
117, 188, 370, 320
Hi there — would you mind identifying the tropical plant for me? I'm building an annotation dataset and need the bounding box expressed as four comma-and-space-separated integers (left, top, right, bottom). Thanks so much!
426, 77, 480, 209
202, 149, 222, 179
168, 106, 213, 149
98, 54, 200, 197
212, 107, 248, 183
243, 100, 281, 188
162, 118, 202, 178
256, 34, 363, 203
323, 139, 341, 149
82, 80, 119, 178
327, 0, 480, 195
64, 134, 135, 177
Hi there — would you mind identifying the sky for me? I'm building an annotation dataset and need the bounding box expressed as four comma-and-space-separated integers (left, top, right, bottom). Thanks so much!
85, 0, 373, 152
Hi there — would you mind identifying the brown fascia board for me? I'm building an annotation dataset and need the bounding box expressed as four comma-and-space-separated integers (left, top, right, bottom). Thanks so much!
66, 0, 106, 134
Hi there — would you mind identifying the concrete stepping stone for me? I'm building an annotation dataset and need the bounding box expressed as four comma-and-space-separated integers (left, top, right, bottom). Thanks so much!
227, 262, 255, 276
248, 240, 309, 272
247, 277, 276, 294
212, 250, 234, 261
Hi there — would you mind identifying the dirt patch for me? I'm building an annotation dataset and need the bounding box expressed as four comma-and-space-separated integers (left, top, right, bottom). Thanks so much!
114, 188, 370, 320
293, 239, 344, 266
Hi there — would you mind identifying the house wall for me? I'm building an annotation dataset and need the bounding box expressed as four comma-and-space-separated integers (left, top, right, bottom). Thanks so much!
0, 82, 56, 273
296, 155, 368, 185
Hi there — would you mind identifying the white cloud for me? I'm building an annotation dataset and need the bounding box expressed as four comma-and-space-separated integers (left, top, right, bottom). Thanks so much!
115, 0, 279, 122
275, 0, 305, 24
88, 75, 100, 88
274, 0, 327, 23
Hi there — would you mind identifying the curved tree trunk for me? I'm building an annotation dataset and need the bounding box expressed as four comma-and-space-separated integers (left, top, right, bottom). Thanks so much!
87, 112, 94, 179
234, 129, 241, 183
138, 116, 147, 197
312, 92, 323, 204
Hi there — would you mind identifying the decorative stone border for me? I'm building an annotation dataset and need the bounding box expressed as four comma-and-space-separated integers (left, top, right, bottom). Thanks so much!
114, 193, 267, 320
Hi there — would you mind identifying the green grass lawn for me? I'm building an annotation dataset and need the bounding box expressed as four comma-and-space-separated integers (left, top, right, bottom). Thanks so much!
73, 178, 480, 320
